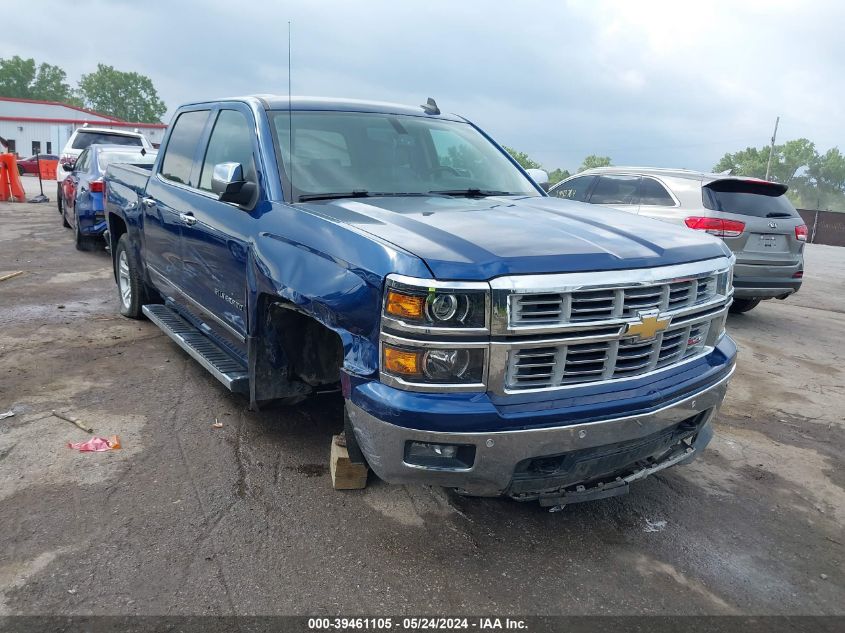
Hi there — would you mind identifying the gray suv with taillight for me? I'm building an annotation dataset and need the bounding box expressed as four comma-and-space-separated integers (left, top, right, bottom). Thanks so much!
549, 167, 807, 313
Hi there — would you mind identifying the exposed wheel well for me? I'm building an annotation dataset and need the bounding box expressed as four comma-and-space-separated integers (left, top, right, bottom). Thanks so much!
250, 297, 345, 407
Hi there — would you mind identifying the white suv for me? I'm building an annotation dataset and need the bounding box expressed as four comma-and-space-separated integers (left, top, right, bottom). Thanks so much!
60, 127, 153, 166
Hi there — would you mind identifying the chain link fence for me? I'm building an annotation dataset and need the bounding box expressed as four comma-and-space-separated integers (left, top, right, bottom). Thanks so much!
798, 209, 845, 246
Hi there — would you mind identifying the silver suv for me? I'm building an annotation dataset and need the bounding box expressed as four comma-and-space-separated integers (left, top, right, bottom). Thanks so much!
548, 167, 807, 313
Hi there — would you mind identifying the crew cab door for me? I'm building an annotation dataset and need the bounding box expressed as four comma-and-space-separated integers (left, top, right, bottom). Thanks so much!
142, 109, 210, 298
178, 106, 261, 348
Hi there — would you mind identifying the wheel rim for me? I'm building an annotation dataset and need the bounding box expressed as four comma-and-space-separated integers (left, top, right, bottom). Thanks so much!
118, 251, 132, 309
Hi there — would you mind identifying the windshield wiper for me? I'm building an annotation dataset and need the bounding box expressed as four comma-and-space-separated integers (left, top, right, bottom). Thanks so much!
429, 188, 515, 197
298, 191, 443, 202
298, 190, 371, 202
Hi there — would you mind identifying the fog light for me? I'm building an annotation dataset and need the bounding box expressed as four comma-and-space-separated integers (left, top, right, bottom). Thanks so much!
404, 441, 475, 470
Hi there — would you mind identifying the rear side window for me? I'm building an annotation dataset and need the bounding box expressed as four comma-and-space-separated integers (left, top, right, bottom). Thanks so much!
639, 178, 675, 206
703, 180, 799, 218
75, 149, 90, 172
72, 131, 142, 150
589, 175, 641, 205
551, 175, 596, 202
199, 110, 257, 191
160, 110, 209, 186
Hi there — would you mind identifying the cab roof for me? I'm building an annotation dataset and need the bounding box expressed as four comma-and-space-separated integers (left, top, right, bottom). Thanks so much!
183, 95, 465, 122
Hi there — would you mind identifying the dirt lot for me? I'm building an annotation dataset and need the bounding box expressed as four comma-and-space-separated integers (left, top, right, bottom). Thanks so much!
1, 186, 843, 616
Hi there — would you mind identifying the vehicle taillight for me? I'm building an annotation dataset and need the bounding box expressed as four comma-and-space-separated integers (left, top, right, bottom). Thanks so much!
795, 224, 808, 242
685, 216, 746, 238
90, 178, 104, 193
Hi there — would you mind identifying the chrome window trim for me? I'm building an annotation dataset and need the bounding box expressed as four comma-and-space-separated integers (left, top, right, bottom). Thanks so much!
383, 273, 491, 336
491, 257, 733, 335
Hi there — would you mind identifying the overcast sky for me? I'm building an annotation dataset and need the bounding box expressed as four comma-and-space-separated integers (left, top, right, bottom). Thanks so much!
7, 0, 844, 172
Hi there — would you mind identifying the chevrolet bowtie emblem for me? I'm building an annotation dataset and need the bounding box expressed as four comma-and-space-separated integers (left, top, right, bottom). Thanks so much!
625, 310, 671, 341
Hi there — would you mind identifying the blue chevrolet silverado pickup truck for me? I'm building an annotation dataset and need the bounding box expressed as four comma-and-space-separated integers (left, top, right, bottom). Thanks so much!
103, 95, 736, 506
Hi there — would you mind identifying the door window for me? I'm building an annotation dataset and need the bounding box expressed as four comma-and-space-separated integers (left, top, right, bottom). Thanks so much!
550, 175, 596, 202
160, 110, 209, 186
32, 141, 41, 155
198, 110, 257, 192
589, 175, 641, 205
75, 149, 90, 172
639, 177, 675, 206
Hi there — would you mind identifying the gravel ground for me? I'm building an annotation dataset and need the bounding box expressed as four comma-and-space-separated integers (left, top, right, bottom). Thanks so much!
0, 188, 842, 616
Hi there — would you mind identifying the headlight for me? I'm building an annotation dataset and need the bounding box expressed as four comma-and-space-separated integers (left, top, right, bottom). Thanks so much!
382, 341, 486, 387
382, 275, 489, 332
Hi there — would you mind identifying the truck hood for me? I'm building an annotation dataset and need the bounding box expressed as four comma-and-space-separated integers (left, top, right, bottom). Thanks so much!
298, 195, 730, 280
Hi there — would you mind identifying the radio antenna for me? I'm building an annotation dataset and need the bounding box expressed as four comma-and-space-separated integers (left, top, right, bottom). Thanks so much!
287, 20, 294, 202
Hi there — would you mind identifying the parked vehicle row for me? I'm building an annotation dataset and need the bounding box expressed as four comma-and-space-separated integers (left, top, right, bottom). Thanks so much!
58, 144, 156, 250
100, 95, 737, 505
548, 167, 807, 313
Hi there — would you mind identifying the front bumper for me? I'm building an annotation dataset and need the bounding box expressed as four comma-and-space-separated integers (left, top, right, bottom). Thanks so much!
348, 364, 733, 497
733, 261, 802, 299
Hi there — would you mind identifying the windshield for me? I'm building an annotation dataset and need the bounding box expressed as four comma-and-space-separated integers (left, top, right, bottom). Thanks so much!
269, 111, 539, 201
97, 150, 157, 171
72, 131, 143, 150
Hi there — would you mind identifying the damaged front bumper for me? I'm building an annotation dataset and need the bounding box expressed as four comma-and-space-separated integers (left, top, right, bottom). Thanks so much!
347, 366, 733, 499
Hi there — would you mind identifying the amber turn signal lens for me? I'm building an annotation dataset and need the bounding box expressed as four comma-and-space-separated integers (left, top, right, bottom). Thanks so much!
385, 290, 425, 319
383, 346, 421, 376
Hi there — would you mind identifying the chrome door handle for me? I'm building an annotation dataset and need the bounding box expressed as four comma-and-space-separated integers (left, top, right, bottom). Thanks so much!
142, 197, 156, 208
179, 212, 197, 226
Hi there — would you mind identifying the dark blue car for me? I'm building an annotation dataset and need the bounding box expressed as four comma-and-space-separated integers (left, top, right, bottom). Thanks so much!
59, 144, 156, 250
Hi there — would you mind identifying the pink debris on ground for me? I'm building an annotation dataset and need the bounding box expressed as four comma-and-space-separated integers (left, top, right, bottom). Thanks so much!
67, 435, 121, 452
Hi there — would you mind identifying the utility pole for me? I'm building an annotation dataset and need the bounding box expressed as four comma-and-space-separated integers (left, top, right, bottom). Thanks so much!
765, 116, 780, 181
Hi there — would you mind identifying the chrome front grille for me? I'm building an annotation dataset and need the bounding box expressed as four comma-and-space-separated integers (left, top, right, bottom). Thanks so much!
512, 275, 719, 327
506, 319, 713, 390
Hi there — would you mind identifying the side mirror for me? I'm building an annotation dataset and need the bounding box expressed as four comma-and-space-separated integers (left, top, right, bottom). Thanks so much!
211, 162, 254, 206
62, 163, 73, 172
525, 168, 550, 191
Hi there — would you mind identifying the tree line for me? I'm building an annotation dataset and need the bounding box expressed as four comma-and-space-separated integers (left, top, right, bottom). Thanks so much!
0, 56, 166, 124
505, 140, 844, 212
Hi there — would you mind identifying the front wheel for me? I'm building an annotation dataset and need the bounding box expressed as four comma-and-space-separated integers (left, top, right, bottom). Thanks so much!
114, 234, 146, 319
729, 298, 761, 314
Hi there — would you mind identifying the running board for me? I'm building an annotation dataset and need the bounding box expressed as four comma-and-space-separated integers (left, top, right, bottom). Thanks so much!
142, 304, 249, 393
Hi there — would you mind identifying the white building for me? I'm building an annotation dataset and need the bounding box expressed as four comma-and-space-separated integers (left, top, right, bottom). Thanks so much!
0, 96, 168, 157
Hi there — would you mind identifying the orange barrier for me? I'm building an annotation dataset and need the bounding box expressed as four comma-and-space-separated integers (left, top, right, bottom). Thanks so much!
38, 159, 58, 181
0, 154, 26, 202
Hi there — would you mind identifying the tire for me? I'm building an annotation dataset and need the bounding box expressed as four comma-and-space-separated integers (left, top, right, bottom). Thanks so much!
729, 298, 761, 314
18, 165, 24, 177
114, 234, 147, 319
74, 214, 94, 251
57, 186, 63, 214
62, 205, 71, 228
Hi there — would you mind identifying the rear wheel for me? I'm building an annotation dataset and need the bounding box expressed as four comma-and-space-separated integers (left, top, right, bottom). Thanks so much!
74, 213, 95, 251
115, 234, 146, 319
729, 298, 761, 314
62, 204, 71, 228
57, 186, 63, 214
